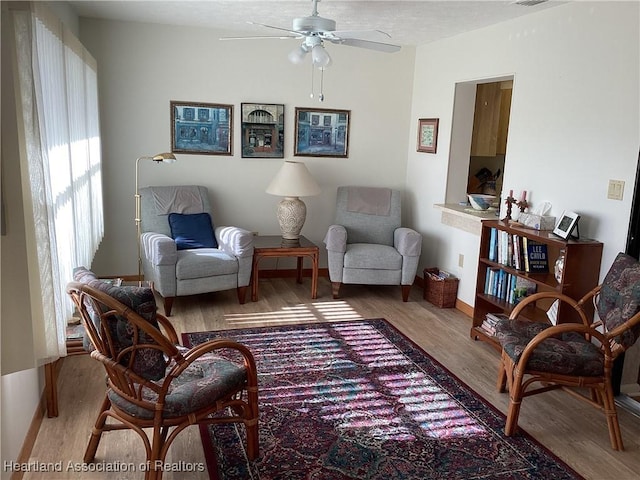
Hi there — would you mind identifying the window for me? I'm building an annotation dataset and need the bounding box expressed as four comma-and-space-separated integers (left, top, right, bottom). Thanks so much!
13, 3, 104, 363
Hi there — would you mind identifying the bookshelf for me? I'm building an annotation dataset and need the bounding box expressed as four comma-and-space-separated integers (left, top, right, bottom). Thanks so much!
472, 219, 603, 350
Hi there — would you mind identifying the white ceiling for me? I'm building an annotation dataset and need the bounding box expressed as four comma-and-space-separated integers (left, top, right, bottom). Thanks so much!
67, 0, 566, 47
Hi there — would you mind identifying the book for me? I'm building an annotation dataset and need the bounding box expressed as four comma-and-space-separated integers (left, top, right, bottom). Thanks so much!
486, 312, 510, 324
482, 312, 511, 335
489, 227, 498, 262
526, 241, 549, 273
488, 268, 498, 296
522, 236, 530, 272
512, 235, 522, 270
513, 277, 537, 304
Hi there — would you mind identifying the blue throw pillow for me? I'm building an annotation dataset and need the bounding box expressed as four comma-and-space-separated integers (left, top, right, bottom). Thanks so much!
168, 212, 218, 250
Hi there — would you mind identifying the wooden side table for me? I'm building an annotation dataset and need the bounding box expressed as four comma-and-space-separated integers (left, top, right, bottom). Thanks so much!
251, 235, 319, 301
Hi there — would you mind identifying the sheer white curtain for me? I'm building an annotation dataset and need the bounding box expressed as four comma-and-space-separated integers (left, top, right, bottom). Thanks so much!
13, 3, 104, 365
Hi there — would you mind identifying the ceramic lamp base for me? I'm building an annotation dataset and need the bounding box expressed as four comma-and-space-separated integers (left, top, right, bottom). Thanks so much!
276, 196, 307, 239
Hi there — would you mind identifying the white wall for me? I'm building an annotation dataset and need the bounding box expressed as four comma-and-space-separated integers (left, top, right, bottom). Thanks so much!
407, 1, 640, 306
1, 370, 43, 479
79, 19, 416, 276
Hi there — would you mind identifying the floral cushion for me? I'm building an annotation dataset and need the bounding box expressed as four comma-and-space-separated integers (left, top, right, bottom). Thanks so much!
73, 266, 167, 381
597, 252, 640, 349
107, 348, 247, 419
495, 319, 604, 376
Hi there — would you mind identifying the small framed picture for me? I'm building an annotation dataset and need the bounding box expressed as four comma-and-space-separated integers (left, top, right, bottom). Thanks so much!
294, 107, 350, 157
171, 101, 233, 155
241, 103, 284, 158
417, 118, 439, 153
553, 211, 581, 240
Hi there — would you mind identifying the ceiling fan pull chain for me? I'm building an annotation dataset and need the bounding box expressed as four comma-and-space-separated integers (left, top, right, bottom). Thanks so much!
319, 68, 325, 102
309, 63, 315, 99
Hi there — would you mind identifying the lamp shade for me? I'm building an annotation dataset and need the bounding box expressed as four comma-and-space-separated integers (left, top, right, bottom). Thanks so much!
288, 45, 309, 64
311, 45, 331, 68
266, 161, 321, 198
151, 152, 177, 163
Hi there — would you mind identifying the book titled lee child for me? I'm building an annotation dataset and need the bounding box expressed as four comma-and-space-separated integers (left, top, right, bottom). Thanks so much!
526, 240, 549, 273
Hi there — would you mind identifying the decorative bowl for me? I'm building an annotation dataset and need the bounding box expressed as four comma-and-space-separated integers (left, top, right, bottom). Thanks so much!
468, 194, 497, 211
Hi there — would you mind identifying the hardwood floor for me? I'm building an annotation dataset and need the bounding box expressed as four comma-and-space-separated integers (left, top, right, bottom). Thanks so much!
25, 277, 640, 479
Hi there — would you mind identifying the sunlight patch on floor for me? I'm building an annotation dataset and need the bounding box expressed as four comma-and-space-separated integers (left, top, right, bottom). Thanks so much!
224, 300, 363, 325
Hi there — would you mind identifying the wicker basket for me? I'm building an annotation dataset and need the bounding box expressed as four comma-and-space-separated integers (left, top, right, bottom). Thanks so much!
423, 268, 459, 308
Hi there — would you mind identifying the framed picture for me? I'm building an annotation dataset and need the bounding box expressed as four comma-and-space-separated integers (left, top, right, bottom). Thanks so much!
553, 211, 581, 240
241, 103, 284, 158
417, 118, 439, 153
294, 107, 350, 157
171, 101, 233, 155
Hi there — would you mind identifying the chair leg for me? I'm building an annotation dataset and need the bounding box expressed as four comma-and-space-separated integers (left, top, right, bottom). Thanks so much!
505, 396, 523, 436
237, 285, 247, 304
601, 383, 624, 450
496, 360, 507, 393
245, 421, 259, 461
401, 285, 411, 302
163, 297, 174, 316
331, 282, 341, 299
84, 395, 112, 463
144, 423, 173, 480
502, 353, 523, 437
45, 360, 60, 418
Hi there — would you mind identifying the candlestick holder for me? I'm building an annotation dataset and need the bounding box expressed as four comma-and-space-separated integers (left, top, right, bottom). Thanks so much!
517, 199, 529, 213
503, 194, 517, 222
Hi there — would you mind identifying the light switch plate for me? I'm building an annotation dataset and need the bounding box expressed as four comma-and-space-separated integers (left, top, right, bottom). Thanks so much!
607, 180, 625, 201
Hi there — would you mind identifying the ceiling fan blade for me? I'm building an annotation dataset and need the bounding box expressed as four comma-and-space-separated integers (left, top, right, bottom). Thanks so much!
248, 21, 303, 37
327, 37, 401, 53
327, 30, 393, 42
220, 35, 298, 41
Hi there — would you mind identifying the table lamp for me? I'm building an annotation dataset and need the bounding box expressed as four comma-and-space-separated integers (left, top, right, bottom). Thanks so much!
266, 160, 320, 240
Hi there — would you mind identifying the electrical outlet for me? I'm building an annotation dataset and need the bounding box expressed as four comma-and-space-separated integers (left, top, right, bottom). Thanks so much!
458, 254, 464, 268
607, 180, 625, 201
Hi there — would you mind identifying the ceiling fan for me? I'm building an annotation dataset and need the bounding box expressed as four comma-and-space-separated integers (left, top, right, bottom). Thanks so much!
221, 0, 401, 69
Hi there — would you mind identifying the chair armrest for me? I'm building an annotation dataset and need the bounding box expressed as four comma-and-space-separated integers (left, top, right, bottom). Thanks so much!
394, 227, 422, 257
216, 226, 254, 258
166, 338, 258, 386
141, 232, 177, 266
155, 313, 179, 345
509, 291, 592, 327
324, 224, 347, 253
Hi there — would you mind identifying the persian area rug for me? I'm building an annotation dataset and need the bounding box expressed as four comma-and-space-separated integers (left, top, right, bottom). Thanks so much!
183, 319, 582, 480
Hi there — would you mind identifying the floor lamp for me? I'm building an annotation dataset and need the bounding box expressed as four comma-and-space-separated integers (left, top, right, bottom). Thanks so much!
135, 152, 177, 282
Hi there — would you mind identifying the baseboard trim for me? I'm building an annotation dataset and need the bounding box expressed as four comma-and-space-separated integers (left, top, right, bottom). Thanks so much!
11, 360, 64, 480
455, 299, 473, 317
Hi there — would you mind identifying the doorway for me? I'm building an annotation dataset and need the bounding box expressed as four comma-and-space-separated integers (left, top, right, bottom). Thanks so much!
467, 80, 512, 197
445, 75, 514, 205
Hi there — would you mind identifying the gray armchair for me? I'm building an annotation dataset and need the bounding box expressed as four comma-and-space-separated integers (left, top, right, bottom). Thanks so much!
323, 186, 422, 301
139, 185, 253, 315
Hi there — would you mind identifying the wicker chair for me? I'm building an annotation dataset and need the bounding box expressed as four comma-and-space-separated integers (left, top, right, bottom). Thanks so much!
494, 252, 640, 450
67, 277, 259, 480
